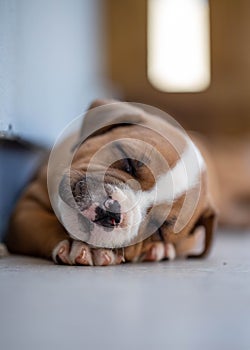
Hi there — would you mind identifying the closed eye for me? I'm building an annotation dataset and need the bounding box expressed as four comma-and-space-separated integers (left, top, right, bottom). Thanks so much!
122, 158, 144, 176
123, 158, 136, 176
114, 143, 144, 177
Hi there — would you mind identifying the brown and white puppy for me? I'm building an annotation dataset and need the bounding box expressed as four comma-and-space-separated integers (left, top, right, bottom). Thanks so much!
5, 100, 217, 266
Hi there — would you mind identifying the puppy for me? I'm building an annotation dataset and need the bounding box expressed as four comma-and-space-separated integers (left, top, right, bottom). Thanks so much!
5, 100, 217, 265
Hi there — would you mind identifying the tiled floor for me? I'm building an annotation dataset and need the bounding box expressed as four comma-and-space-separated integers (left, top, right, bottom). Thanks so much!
1, 230, 250, 350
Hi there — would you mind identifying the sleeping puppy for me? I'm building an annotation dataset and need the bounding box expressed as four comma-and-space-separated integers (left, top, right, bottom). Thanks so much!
5, 100, 217, 265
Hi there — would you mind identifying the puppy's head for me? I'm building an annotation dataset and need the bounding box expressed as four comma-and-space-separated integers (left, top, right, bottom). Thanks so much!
58, 100, 216, 255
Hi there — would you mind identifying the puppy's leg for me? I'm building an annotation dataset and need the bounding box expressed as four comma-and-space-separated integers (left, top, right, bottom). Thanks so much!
138, 241, 176, 262
5, 171, 69, 260
124, 236, 176, 263
134, 226, 205, 262
67, 227, 200, 266
52, 227, 204, 266
6, 203, 69, 260
174, 226, 206, 257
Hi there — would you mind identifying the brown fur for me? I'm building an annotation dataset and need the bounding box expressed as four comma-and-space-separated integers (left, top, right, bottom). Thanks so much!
5, 100, 217, 264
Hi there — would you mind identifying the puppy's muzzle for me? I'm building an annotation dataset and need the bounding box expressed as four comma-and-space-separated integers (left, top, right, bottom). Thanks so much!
93, 199, 121, 227
59, 173, 123, 229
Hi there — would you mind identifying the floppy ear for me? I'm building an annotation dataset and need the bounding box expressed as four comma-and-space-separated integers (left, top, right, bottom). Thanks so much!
188, 205, 218, 258
87, 98, 116, 110
76, 99, 187, 152
76, 99, 147, 145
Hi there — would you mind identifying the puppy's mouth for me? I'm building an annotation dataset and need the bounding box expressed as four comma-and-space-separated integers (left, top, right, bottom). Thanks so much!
59, 173, 144, 247
94, 215, 120, 228
92, 200, 122, 228
64, 172, 127, 230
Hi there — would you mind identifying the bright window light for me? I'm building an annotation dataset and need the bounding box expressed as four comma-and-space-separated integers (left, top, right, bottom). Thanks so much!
148, 0, 211, 92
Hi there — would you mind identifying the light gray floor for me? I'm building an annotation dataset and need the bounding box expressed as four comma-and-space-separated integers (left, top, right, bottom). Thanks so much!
1, 230, 250, 350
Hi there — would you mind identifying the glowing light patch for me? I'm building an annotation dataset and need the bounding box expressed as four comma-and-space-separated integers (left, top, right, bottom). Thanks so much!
148, 0, 211, 92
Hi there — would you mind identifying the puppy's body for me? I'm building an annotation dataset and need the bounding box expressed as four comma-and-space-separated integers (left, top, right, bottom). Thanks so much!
5, 101, 217, 265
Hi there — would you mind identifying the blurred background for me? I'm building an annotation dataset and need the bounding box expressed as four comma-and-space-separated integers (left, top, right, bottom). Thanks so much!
0, 0, 111, 146
1, 0, 250, 143
0, 0, 250, 230
106, 0, 250, 137
1, 3, 250, 348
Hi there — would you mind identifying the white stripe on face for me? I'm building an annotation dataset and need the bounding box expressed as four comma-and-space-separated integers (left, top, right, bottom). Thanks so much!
139, 138, 205, 211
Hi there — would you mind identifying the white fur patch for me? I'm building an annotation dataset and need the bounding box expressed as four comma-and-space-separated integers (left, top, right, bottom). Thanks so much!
140, 139, 205, 210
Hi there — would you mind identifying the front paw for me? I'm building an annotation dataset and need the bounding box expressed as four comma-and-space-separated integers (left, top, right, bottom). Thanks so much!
135, 241, 176, 262
52, 240, 124, 266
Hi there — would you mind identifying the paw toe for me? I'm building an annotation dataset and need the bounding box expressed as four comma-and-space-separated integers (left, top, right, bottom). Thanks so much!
142, 242, 165, 262
70, 241, 93, 265
52, 240, 71, 265
165, 243, 176, 260
92, 249, 118, 266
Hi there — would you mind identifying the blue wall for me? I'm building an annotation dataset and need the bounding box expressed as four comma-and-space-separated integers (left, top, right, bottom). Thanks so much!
0, 0, 111, 146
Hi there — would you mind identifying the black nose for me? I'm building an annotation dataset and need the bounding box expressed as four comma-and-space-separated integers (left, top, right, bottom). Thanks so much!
94, 200, 121, 228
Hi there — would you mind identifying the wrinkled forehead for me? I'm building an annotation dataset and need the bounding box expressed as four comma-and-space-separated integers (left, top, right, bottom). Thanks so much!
113, 127, 185, 163
73, 124, 187, 172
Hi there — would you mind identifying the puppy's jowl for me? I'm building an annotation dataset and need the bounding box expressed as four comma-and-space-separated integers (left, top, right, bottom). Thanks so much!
6, 100, 217, 265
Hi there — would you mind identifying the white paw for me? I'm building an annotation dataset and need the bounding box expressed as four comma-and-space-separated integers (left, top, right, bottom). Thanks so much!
139, 241, 176, 262
52, 240, 124, 266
